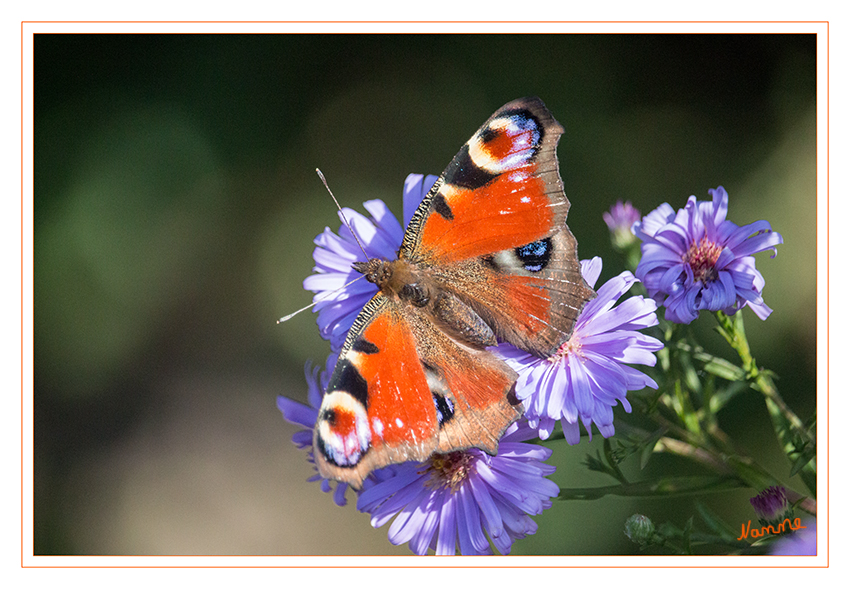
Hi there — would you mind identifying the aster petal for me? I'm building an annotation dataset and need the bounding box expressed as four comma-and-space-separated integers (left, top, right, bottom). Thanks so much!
369, 480, 429, 529
545, 363, 568, 420
474, 460, 531, 507
659, 263, 687, 293
468, 475, 505, 539
535, 416, 557, 440
610, 336, 663, 367
313, 227, 362, 261
745, 299, 773, 320
713, 247, 737, 272
495, 442, 553, 463
290, 430, 312, 448
357, 467, 425, 513
310, 244, 359, 269
403, 174, 439, 227
435, 495, 457, 555
707, 186, 729, 226
634, 202, 677, 237
362, 199, 404, 246
695, 272, 734, 311
639, 240, 686, 266
492, 492, 535, 538
561, 419, 582, 444
276, 396, 316, 430
408, 498, 440, 555
340, 210, 396, 256
580, 257, 603, 289
664, 283, 700, 323
499, 420, 540, 443
578, 271, 636, 325
387, 487, 432, 545
559, 371, 579, 424
303, 271, 358, 293
458, 485, 490, 554
729, 228, 783, 258
581, 293, 651, 337
568, 353, 594, 418
517, 356, 551, 402
721, 219, 770, 250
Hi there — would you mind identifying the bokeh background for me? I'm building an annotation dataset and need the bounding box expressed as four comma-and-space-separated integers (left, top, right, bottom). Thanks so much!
33, 33, 816, 555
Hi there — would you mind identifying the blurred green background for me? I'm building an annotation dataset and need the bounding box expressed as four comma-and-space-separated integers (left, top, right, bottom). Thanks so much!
33, 34, 816, 555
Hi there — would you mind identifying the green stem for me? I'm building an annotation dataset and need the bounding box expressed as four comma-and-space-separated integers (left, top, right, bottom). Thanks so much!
714, 311, 816, 495
558, 475, 745, 500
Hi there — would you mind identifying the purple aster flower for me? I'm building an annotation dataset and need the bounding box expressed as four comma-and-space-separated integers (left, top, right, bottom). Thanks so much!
356, 420, 559, 555
496, 257, 663, 443
770, 519, 816, 556
750, 486, 794, 528
303, 174, 438, 352
604, 200, 642, 251
632, 186, 783, 325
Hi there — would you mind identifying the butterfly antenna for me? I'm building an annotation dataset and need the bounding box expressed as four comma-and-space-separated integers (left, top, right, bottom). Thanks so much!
316, 168, 370, 261
277, 273, 367, 323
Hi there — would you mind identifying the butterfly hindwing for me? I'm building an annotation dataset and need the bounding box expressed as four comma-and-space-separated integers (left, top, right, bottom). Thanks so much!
313, 292, 520, 489
402, 96, 594, 356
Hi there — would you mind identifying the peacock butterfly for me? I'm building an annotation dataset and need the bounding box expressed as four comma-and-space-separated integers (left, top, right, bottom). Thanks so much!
313, 97, 595, 489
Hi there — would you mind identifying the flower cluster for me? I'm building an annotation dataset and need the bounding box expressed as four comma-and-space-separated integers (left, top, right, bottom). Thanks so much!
356, 420, 559, 555
278, 173, 668, 554
496, 257, 662, 442
278, 175, 792, 556
632, 186, 782, 324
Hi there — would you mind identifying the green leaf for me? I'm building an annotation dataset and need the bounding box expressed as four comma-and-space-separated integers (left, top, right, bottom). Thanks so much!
682, 516, 695, 554
699, 355, 747, 382
695, 501, 749, 546
708, 380, 750, 413
789, 445, 816, 478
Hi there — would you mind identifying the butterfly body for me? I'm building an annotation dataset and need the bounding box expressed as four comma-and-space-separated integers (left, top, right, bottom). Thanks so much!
313, 97, 595, 488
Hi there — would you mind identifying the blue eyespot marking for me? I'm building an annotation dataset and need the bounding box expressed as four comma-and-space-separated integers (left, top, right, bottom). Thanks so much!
515, 238, 552, 272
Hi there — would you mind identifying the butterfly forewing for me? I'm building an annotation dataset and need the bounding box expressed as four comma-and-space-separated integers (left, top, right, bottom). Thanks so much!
313, 292, 519, 489
402, 96, 594, 356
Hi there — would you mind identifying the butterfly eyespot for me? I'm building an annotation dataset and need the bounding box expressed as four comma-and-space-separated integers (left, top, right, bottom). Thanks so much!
514, 237, 552, 273
319, 407, 336, 425
433, 393, 455, 426
316, 391, 372, 468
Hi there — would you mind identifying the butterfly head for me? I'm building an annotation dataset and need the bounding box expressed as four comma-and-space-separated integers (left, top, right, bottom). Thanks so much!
353, 258, 433, 308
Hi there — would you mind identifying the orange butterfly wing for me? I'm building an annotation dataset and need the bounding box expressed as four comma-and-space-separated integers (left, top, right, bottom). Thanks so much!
313, 294, 517, 489
313, 97, 594, 488
402, 96, 594, 356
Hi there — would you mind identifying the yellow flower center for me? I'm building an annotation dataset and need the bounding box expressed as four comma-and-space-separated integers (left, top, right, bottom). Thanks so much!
421, 451, 474, 492
550, 333, 583, 363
